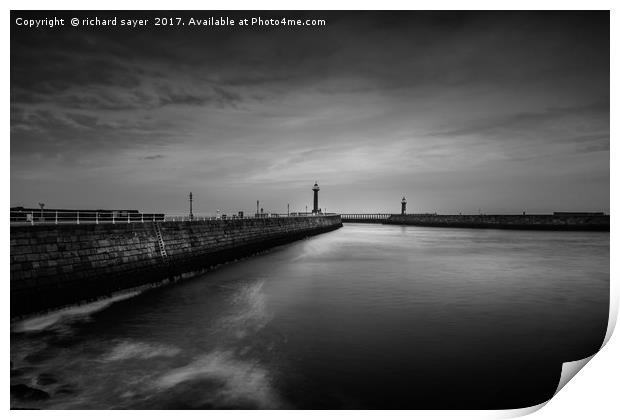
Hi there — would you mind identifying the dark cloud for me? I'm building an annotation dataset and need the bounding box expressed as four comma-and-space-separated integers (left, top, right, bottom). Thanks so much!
157, 86, 242, 108
12, 12, 608, 109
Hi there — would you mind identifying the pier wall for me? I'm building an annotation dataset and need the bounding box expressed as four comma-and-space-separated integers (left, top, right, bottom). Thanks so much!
10, 215, 342, 317
386, 214, 609, 231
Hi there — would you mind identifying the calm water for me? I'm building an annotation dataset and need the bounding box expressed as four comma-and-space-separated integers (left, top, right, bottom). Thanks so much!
10, 224, 609, 409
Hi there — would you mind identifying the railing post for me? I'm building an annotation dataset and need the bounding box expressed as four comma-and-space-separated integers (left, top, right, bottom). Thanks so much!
128, 213, 130, 223
96, 212, 99, 224
112, 213, 115, 224
30, 213, 34, 226
55, 211, 58, 225
141, 213, 144, 223
77, 211, 80, 225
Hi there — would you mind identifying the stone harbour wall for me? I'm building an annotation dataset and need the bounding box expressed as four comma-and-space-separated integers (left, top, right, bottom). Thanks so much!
10, 215, 342, 317
386, 214, 609, 231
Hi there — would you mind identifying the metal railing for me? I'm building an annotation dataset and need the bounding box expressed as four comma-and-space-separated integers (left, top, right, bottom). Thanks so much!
340, 213, 392, 220
10, 210, 340, 226
10, 210, 165, 226
165, 212, 339, 222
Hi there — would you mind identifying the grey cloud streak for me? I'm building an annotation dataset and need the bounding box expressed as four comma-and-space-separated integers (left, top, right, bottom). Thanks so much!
425, 99, 610, 156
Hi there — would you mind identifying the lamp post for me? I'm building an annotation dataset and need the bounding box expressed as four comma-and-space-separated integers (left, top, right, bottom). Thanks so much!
189, 192, 194, 221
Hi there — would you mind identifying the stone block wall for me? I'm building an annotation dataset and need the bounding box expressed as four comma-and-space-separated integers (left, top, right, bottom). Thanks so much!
10, 215, 342, 316
386, 214, 609, 231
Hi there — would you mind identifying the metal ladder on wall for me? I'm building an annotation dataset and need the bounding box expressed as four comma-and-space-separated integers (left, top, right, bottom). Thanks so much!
153, 223, 169, 264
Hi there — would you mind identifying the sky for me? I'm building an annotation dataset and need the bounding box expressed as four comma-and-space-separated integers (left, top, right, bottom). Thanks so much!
10, 11, 610, 215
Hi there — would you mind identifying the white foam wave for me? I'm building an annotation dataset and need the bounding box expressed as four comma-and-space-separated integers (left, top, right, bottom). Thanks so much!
105, 341, 181, 361
11, 290, 142, 333
216, 280, 272, 339
155, 350, 280, 408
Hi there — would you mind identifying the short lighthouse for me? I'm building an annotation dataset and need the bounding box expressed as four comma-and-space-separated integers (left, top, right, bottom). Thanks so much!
312, 182, 321, 214
401, 196, 407, 215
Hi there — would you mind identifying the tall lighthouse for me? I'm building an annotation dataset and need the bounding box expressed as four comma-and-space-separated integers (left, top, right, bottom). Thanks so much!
401, 196, 407, 215
312, 182, 321, 214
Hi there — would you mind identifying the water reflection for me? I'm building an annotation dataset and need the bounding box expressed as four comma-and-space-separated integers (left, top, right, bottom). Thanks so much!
11, 224, 609, 409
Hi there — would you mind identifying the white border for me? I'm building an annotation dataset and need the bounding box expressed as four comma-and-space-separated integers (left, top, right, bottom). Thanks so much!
4, 1, 617, 418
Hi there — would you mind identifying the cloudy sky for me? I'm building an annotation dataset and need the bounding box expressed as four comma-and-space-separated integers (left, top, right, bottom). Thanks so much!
11, 11, 609, 215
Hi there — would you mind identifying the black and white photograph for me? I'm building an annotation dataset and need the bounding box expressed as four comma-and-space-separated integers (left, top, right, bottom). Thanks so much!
9, 6, 612, 412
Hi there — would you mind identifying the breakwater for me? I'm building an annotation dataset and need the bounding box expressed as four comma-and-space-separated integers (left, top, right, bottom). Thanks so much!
386, 214, 609, 231
10, 215, 342, 317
